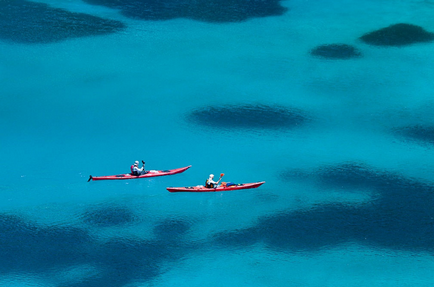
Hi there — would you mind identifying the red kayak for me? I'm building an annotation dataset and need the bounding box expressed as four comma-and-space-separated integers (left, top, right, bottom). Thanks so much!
88, 165, 191, 181
167, 181, 265, 192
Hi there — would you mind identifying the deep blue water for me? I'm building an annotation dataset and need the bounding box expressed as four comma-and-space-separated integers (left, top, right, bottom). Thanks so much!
2, 0, 434, 286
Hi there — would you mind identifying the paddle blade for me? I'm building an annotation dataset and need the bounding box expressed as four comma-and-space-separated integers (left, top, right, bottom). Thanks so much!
87, 175, 93, 182
220, 173, 224, 177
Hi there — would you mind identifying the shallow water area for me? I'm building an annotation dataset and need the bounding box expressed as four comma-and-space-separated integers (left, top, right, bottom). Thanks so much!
1, 0, 434, 286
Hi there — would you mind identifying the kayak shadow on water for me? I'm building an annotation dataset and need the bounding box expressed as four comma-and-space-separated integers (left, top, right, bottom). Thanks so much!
213, 162, 434, 254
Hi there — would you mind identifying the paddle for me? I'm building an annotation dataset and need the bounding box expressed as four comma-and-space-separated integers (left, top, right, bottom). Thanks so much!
215, 173, 224, 188
142, 160, 146, 173
87, 175, 93, 182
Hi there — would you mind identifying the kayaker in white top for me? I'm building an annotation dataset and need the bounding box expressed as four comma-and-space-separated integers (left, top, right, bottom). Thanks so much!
205, 174, 222, 188
131, 160, 146, 175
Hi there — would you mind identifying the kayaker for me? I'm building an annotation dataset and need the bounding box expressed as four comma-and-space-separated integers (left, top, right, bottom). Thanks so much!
205, 174, 222, 188
131, 160, 146, 175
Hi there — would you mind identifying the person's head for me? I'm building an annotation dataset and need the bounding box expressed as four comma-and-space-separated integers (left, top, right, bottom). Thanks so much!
134, 161, 139, 166
209, 174, 214, 179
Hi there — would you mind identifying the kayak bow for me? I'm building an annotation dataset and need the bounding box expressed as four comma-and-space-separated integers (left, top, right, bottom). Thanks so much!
88, 165, 191, 181
167, 181, 265, 192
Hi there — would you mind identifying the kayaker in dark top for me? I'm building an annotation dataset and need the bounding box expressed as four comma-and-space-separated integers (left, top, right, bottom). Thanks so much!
205, 174, 222, 188
131, 160, 146, 175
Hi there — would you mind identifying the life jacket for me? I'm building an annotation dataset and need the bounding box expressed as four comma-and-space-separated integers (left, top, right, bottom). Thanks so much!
131, 165, 138, 175
205, 179, 214, 188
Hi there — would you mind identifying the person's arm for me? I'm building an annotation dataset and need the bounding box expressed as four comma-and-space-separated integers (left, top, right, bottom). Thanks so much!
216, 174, 224, 185
209, 179, 219, 186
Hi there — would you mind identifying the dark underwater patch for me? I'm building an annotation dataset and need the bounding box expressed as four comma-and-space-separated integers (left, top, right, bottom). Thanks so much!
310, 44, 362, 59
153, 219, 190, 240
310, 162, 403, 191
394, 125, 434, 145
214, 163, 434, 253
83, 0, 288, 23
360, 23, 434, 47
0, 0, 125, 44
188, 104, 307, 131
87, 239, 168, 287
0, 213, 198, 287
82, 206, 137, 227
281, 162, 409, 193
0, 214, 92, 273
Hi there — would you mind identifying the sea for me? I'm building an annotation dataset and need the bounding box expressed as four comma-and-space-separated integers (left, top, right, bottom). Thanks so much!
1, 0, 434, 286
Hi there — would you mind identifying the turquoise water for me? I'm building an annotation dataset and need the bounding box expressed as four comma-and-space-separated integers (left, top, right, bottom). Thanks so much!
2, 0, 434, 286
